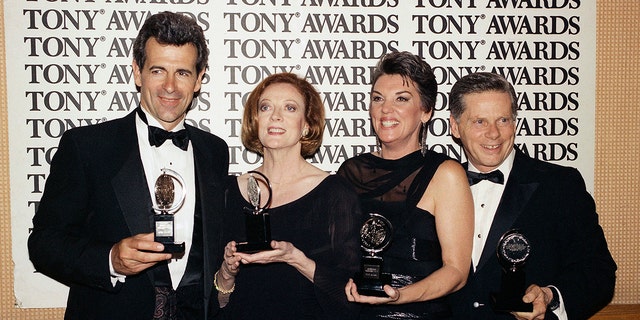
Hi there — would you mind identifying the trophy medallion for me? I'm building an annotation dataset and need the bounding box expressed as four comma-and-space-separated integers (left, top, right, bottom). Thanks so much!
491, 229, 533, 312
236, 171, 273, 253
152, 168, 186, 253
354, 213, 393, 297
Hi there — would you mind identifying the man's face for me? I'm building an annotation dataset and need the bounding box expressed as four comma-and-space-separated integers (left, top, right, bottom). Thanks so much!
450, 91, 516, 172
133, 37, 204, 131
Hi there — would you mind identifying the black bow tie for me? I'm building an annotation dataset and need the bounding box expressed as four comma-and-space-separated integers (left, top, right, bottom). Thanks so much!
147, 126, 189, 151
467, 170, 504, 186
137, 107, 189, 151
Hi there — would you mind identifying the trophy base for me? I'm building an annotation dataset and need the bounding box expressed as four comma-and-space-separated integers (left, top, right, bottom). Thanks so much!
491, 293, 533, 313
236, 241, 273, 254
354, 272, 392, 297
160, 242, 186, 254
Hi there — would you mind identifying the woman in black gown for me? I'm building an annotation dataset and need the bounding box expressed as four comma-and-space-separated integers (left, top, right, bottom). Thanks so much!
338, 51, 474, 319
214, 73, 361, 319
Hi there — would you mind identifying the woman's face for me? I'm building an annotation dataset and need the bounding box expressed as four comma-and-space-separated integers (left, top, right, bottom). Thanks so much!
369, 74, 431, 153
256, 82, 308, 152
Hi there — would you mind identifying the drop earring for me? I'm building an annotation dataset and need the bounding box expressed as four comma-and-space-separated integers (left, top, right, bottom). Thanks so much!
420, 122, 428, 157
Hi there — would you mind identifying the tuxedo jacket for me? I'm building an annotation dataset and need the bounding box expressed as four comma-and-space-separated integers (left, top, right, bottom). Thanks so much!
28, 110, 229, 320
448, 148, 616, 320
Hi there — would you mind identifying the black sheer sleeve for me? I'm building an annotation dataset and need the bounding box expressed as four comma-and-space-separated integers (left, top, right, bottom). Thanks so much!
312, 175, 362, 319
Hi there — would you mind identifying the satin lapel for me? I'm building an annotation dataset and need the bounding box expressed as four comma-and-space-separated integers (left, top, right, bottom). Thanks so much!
112, 150, 153, 236
475, 152, 538, 271
111, 113, 153, 236
189, 129, 224, 303
111, 113, 155, 284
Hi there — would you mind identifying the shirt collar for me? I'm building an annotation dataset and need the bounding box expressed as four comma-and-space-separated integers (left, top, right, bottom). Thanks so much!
468, 148, 516, 182
138, 106, 186, 132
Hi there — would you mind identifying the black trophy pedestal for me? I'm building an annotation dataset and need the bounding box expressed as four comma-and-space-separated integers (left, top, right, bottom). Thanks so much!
353, 272, 391, 297
237, 213, 273, 253
355, 272, 392, 297
491, 270, 533, 312
154, 214, 185, 254
159, 242, 186, 254
491, 292, 533, 313
236, 241, 272, 254
354, 256, 392, 297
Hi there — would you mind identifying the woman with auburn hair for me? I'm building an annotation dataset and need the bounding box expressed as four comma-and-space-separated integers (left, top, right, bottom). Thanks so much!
215, 73, 362, 319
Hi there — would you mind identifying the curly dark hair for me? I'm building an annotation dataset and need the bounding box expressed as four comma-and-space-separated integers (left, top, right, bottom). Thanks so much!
371, 51, 438, 114
132, 11, 208, 76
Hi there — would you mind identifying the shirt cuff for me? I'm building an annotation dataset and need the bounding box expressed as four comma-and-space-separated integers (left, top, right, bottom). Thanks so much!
549, 285, 568, 320
109, 248, 126, 287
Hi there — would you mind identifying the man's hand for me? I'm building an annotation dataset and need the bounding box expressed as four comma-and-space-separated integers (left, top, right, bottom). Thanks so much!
511, 284, 553, 320
111, 233, 172, 275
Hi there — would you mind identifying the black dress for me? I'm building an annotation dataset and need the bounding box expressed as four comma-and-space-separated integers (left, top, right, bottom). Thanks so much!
221, 175, 361, 320
337, 150, 452, 319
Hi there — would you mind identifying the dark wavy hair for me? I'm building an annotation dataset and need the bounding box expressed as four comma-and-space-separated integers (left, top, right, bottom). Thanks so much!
241, 73, 325, 158
132, 11, 208, 76
371, 51, 438, 114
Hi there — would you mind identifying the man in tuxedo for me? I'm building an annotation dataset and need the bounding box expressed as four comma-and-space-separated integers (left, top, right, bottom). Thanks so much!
447, 72, 616, 320
28, 11, 229, 319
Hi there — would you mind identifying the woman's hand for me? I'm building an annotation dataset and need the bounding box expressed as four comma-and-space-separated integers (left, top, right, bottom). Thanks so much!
220, 241, 242, 278
216, 241, 242, 307
235, 240, 294, 264
344, 278, 400, 304
236, 240, 316, 282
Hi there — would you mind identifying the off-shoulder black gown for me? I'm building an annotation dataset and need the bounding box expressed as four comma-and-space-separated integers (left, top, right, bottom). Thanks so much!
337, 150, 452, 319
221, 175, 361, 320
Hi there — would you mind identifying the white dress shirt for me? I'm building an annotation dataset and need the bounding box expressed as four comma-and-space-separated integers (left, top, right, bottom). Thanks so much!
468, 149, 567, 319
109, 109, 196, 290
469, 149, 514, 271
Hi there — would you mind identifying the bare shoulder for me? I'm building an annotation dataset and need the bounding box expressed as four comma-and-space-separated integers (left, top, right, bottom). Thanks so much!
429, 159, 470, 200
433, 159, 467, 182
420, 159, 470, 212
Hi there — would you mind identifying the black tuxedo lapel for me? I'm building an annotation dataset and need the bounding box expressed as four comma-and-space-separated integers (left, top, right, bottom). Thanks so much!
475, 150, 539, 271
184, 127, 224, 307
111, 113, 154, 236
112, 151, 154, 236
110, 112, 159, 286
188, 126, 224, 253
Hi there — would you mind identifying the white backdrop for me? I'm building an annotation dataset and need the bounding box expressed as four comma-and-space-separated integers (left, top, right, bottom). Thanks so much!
4, 0, 594, 308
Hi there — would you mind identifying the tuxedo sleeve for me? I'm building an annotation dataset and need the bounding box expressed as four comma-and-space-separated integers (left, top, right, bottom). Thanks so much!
28, 130, 118, 292
550, 168, 616, 319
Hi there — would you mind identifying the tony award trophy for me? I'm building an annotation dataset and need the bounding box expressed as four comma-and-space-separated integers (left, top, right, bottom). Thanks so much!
152, 168, 186, 253
491, 229, 533, 312
236, 171, 273, 253
354, 213, 393, 297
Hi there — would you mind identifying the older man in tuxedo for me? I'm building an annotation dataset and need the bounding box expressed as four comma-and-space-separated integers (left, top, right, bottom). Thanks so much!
447, 72, 616, 320
28, 12, 228, 319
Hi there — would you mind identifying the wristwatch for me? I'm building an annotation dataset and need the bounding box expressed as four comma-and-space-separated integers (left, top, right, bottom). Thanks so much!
548, 286, 560, 311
